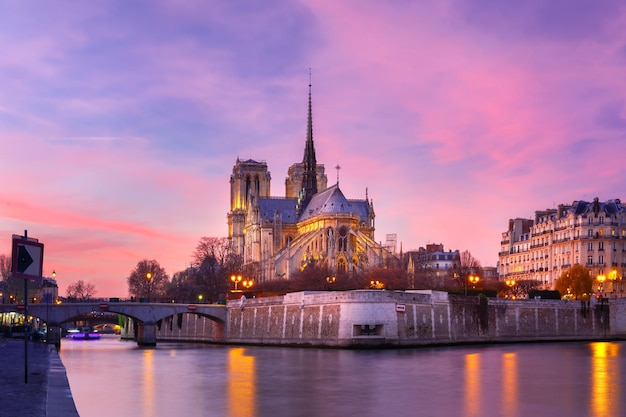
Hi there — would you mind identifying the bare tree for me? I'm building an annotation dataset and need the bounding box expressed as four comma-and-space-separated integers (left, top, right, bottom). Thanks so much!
193, 237, 229, 267
66, 280, 97, 300
127, 259, 169, 300
0, 254, 21, 302
0, 254, 11, 280
460, 250, 482, 271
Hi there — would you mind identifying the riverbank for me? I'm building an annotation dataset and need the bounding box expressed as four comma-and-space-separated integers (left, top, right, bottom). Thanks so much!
0, 337, 79, 417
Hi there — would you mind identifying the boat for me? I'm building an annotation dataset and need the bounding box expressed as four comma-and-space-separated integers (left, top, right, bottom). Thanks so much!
66, 327, 101, 340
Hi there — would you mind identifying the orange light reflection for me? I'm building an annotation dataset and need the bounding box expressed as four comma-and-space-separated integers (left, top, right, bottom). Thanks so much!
465, 353, 481, 417
228, 347, 256, 417
142, 349, 155, 417
502, 353, 517, 417
590, 342, 620, 417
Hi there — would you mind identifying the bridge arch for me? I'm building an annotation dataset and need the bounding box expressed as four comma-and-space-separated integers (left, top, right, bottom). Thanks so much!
0, 302, 228, 347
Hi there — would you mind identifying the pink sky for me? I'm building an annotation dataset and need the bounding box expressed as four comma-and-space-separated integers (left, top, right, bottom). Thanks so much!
2, 0, 626, 297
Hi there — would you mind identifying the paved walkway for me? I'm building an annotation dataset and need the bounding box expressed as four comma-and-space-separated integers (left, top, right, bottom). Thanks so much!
0, 337, 79, 417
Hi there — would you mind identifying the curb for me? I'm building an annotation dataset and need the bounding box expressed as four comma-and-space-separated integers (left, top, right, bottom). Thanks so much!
46, 347, 80, 417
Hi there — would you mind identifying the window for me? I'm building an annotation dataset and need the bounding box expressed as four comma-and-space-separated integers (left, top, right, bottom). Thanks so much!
600, 217, 605, 225
599, 242, 604, 251
588, 242, 593, 251
589, 217, 593, 225
588, 229, 593, 238
338, 227, 348, 252
599, 255, 604, 265
337, 258, 347, 272
587, 256, 593, 265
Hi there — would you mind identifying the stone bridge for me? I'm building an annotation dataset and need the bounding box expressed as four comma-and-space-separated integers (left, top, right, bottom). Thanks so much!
0, 302, 227, 346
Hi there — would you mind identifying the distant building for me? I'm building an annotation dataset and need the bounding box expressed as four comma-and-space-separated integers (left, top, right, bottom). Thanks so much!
41, 276, 59, 303
406, 244, 460, 286
499, 198, 626, 294
227, 83, 395, 282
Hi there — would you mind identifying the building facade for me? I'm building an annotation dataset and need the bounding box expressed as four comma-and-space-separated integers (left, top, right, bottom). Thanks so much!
406, 244, 460, 277
499, 198, 626, 295
227, 84, 394, 282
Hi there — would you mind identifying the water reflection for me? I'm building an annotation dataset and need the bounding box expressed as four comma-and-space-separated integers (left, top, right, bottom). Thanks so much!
590, 342, 620, 417
228, 347, 255, 417
501, 353, 517, 417
142, 349, 155, 417
465, 353, 480, 416
60, 339, 626, 417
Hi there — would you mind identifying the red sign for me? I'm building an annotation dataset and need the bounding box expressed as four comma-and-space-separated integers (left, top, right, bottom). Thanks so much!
99, 303, 109, 310
187, 305, 197, 311
16, 304, 25, 312
396, 303, 406, 313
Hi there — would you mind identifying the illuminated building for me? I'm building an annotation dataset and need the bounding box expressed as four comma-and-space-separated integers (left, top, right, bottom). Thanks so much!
499, 198, 626, 293
227, 83, 393, 282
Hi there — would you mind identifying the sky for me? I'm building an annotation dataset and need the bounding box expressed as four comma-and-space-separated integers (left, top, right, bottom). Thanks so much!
2, 0, 626, 297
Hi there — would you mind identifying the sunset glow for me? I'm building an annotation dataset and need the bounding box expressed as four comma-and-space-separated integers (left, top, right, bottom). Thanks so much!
2, 0, 626, 296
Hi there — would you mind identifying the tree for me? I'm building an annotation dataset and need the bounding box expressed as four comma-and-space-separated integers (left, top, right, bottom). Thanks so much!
127, 259, 169, 300
192, 237, 232, 302
193, 237, 229, 267
449, 250, 483, 291
66, 280, 97, 300
555, 264, 592, 300
1, 254, 22, 302
0, 254, 11, 281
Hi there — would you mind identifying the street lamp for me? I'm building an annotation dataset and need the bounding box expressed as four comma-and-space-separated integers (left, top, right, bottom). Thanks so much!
505, 278, 516, 299
596, 273, 606, 299
242, 280, 253, 290
369, 280, 384, 289
231, 274, 243, 291
468, 274, 480, 295
146, 272, 153, 301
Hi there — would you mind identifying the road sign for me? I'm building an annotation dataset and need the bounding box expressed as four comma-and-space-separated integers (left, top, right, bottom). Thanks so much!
16, 304, 25, 312
396, 303, 406, 313
11, 235, 44, 281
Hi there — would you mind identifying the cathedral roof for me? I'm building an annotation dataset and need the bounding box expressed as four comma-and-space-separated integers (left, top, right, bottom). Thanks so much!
298, 184, 370, 223
258, 197, 297, 223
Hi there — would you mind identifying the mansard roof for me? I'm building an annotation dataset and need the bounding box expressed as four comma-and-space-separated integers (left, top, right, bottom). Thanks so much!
570, 198, 624, 217
258, 197, 297, 224
298, 184, 369, 223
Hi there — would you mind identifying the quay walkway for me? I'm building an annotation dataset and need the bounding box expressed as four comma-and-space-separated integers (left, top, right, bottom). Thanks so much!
0, 337, 78, 417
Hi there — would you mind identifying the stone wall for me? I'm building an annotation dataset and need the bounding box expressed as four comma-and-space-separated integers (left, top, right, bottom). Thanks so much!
135, 290, 626, 347
225, 290, 625, 347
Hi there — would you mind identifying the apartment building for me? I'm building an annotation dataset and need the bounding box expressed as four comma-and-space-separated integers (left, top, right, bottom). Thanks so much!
499, 198, 626, 295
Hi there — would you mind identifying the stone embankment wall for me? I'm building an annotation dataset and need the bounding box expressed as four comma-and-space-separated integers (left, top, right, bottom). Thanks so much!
225, 290, 626, 347
135, 290, 626, 347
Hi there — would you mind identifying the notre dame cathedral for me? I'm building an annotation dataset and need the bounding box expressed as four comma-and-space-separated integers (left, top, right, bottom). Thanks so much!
227, 84, 394, 282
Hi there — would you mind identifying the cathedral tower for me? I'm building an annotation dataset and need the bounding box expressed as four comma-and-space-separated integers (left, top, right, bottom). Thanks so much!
228, 158, 271, 257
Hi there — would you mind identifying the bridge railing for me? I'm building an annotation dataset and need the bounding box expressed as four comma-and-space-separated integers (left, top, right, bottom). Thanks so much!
3, 297, 225, 305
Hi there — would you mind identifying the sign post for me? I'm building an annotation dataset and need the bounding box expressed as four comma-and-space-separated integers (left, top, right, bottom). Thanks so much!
11, 230, 44, 384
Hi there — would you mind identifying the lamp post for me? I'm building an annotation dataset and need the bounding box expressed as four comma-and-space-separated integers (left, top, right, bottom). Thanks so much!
146, 272, 152, 302
242, 280, 253, 291
231, 274, 243, 291
505, 278, 516, 299
468, 274, 480, 295
596, 273, 606, 299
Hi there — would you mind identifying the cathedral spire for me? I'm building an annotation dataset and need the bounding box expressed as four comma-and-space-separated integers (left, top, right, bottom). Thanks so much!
297, 70, 318, 217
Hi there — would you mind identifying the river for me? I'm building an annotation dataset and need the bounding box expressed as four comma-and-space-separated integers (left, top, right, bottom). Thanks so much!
60, 336, 625, 417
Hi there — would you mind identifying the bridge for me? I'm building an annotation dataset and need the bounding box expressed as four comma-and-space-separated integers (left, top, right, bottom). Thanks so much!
0, 302, 228, 347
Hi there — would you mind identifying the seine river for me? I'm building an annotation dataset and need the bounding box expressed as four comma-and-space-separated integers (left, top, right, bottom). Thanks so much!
60, 336, 625, 417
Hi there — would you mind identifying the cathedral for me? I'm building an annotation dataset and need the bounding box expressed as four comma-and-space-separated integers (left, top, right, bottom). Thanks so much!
227, 84, 394, 282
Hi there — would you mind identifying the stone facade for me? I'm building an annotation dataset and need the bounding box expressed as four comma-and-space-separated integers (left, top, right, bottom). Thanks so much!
148, 290, 625, 347
499, 198, 626, 291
